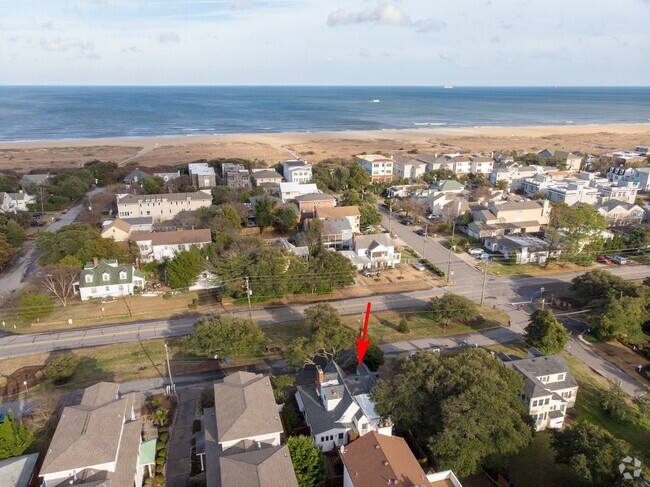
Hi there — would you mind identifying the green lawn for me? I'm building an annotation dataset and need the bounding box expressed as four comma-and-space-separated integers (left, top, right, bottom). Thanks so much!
487, 261, 593, 277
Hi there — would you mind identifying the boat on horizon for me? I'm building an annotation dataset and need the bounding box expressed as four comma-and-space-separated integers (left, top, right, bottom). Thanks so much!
371, 99, 380, 103
443, 85, 454, 89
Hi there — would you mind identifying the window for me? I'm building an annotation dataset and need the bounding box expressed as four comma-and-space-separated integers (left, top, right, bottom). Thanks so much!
339, 433, 344, 440
91, 287, 97, 293
102, 273, 110, 282
119, 272, 127, 280
105, 286, 110, 291
320, 436, 324, 442
532, 400, 538, 407
85, 275, 92, 283
544, 398, 550, 405
562, 391, 572, 399
541, 376, 548, 383
557, 373, 565, 381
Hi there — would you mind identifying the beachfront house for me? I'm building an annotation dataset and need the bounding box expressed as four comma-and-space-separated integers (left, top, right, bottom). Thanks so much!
278, 182, 320, 203
501, 348, 579, 431
202, 371, 299, 487
222, 163, 251, 189
189, 162, 217, 189
392, 157, 427, 182
356, 154, 394, 183
295, 362, 392, 453
116, 190, 212, 222
283, 159, 312, 184
40, 382, 146, 487
20, 173, 49, 192
75, 258, 145, 301
124, 169, 151, 184
538, 149, 583, 172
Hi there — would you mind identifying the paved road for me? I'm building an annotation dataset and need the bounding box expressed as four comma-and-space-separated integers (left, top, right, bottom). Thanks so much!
0, 186, 106, 300
167, 387, 201, 487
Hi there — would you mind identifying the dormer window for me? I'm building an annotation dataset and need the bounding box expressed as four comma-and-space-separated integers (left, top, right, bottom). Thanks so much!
102, 272, 110, 282
85, 275, 92, 283
557, 373, 565, 381
119, 271, 127, 280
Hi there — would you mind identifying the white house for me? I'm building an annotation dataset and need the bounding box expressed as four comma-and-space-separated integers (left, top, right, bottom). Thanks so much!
282, 159, 312, 183
342, 233, 401, 270
153, 170, 181, 182
40, 382, 145, 487
316, 206, 361, 249
278, 182, 320, 203
0, 191, 35, 213
355, 154, 394, 183
483, 235, 560, 264
76, 259, 145, 301
470, 156, 494, 175
392, 158, 426, 182
203, 371, 299, 487
296, 362, 392, 452
130, 228, 212, 262
501, 348, 579, 431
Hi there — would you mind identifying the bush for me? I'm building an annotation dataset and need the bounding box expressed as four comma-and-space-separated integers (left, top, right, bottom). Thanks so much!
420, 259, 445, 277
188, 298, 199, 309
156, 457, 165, 466
159, 432, 169, 443
156, 442, 165, 451
192, 419, 202, 434
19, 293, 54, 321
156, 465, 164, 474
398, 317, 410, 334
157, 449, 167, 460
162, 292, 172, 300
158, 427, 167, 434
198, 386, 215, 414
600, 381, 631, 421
282, 404, 297, 436
45, 351, 80, 382
156, 474, 165, 483
144, 478, 153, 487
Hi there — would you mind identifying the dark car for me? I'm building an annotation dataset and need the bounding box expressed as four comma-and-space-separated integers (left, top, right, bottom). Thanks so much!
400, 218, 413, 226
415, 228, 427, 236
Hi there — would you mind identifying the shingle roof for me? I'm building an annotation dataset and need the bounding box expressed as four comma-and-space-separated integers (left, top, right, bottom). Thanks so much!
122, 216, 154, 226
316, 206, 361, 219
79, 259, 144, 289
295, 193, 336, 202
214, 372, 283, 443
130, 228, 212, 246
219, 445, 298, 487
81, 382, 120, 407
0, 453, 39, 487
118, 190, 212, 204
283, 160, 310, 168
431, 180, 465, 192
341, 431, 431, 487
124, 169, 151, 182
505, 354, 578, 399
252, 170, 283, 180
101, 219, 132, 235
354, 233, 393, 250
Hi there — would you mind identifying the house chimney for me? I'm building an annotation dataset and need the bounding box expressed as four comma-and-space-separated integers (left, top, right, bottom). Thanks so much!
316, 366, 324, 396
135, 258, 140, 270
93, 257, 99, 267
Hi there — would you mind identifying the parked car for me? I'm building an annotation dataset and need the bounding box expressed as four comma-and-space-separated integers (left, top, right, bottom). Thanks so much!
478, 253, 494, 260
362, 269, 381, 277
412, 262, 426, 271
400, 218, 413, 226
415, 228, 427, 236
467, 248, 484, 256
610, 255, 630, 265
596, 255, 612, 264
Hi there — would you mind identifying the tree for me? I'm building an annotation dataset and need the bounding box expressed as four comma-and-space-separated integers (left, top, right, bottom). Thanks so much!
588, 294, 648, 344
599, 381, 631, 421
398, 316, 410, 333
359, 203, 382, 226
254, 198, 275, 231
40, 255, 82, 307
398, 199, 428, 220
0, 234, 14, 270
286, 436, 327, 487
273, 205, 298, 232
0, 410, 35, 460
45, 351, 80, 382
523, 309, 568, 354
0, 174, 20, 193
36, 224, 101, 265
19, 293, 54, 321
297, 219, 323, 248
166, 248, 204, 289
78, 236, 134, 264
372, 350, 533, 478
1, 219, 26, 247
182, 314, 265, 358
211, 186, 239, 205
142, 176, 166, 194
495, 179, 508, 191
217, 204, 243, 228
570, 269, 642, 303
363, 339, 385, 371
545, 203, 606, 265
551, 421, 629, 487
59, 175, 88, 200
348, 165, 371, 190
305, 246, 356, 292
422, 168, 457, 184
152, 408, 169, 427
286, 303, 354, 370
340, 189, 362, 207
426, 293, 478, 328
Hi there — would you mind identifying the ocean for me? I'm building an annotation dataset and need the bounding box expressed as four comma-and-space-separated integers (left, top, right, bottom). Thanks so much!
0, 86, 649, 142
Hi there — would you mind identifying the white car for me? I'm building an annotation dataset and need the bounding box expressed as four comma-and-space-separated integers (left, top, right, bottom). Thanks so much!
467, 248, 484, 256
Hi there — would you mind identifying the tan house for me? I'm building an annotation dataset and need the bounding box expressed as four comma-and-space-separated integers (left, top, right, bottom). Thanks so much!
116, 190, 212, 223
295, 193, 336, 217
392, 157, 426, 182
356, 154, 394, 183
468, 200, 550, 238
251, 169, 283, 186
101, 219, 133, 242
538, 149, 583, 172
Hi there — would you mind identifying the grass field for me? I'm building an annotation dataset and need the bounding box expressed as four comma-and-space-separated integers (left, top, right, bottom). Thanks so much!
487, 261, 592, 277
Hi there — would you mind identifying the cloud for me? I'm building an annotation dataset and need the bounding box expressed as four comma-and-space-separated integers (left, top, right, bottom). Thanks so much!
41, 21, 53, 29
40, 37, 95, 52
121, 46, 142, 53
231, 0, 251, 10
157, 32, 180, 43
327, 3, 444, 32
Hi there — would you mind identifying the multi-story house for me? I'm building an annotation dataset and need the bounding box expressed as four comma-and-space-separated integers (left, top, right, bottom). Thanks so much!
278, 182, 320, 203
489, 164, 541, 191
392, 157, 426, 182
597, 200, 646, 226
123, 168, 151, 184
341, 233, 401, 270
356, 155, 394, 183
546, 179, 599, 206
470, 155, 494, 175
101, 217, 154, 242
203, 371, 299, 487
316, 206, 361, 249
130, 228, 212, 262
153, 170, 181, 182
607, 166, 650, 192
221, 163, 251, 189
501, 348, 579, 431
522, 173, 555, 197
40, 382, 147, 487
295, 193, 337, 217
76, 258, 145, 301
251, 169, 283, 187
296, 362, 392, 452
597, 180, 639, 204
0, 191, 35, 213
538, 149, 583, 172
116, 190, 212, 223
20, 173, 49, 192
188, 162, 217, 189
282, 159, 312, 183
467, 200, 550, 239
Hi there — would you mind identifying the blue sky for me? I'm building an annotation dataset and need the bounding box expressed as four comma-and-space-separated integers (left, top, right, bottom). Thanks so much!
1, 0, 648, 85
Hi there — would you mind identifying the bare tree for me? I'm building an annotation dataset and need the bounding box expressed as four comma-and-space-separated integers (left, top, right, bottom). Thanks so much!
40, 260, 80, 307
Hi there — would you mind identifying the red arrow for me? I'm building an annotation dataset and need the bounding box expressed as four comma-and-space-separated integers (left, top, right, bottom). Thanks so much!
356, 302, 372, 365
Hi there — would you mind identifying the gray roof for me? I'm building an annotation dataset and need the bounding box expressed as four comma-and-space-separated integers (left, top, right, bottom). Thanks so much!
485, 235, 549, 252
219, 445, 298, 487
252, 170, 283, 180
431, 179, 465, 192
122, 216, 154, 226
6, 192, 30, 201
124, 169, 151, 182
354, 232, 393, 250
598, 199, 640, 212
41, 382, 136, 476
505, 354, 578, 399
79, 259, 145, 289
81, 382, 120, 407
283, 160, 310, 169
21, 174, 49, 184
118, 190, 212, 204
496, 200, 545, 211
295, 193, 336, 202
273, 238, 309, 258
0, 453, 39, 487
214, 372, 283, 443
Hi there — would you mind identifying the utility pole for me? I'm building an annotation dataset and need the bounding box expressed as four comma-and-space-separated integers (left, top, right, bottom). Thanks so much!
422, 223, 428, 258
244, 276, 253, 322
164, 343, 174, 394
39, 186, 45, 215
446, 221, 456, 284
480, 258, 488, 306
388, 204, 392, 235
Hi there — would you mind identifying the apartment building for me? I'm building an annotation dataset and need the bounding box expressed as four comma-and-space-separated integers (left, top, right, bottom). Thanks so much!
392, 157, 426, 182
116, 190, 212, 223
188, 162, 217, 189
356, 154, 394, 183
283, 159, 312, 183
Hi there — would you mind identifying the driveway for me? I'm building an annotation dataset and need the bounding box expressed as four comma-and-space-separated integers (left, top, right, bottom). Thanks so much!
167, 387, 202, 487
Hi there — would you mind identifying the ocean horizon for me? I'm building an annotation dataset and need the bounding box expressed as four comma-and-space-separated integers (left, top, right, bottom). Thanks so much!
1, 86, 649, 142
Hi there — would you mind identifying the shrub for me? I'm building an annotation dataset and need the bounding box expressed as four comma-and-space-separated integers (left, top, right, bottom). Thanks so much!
192, 419, 202, 434
162, 292, 172, 300
157, 449, 167, 460
282, 404, 297, 436
156, 442, 165, 451
156, 465, 164, 474
188, 298, 199, 309
159, 432, 169, 443
144, 478, 153, 487
156, 474, 165, 483
158, 427, 167, 434
45, 351, 80, 382
19, 293, 54, 321
156, 457, 165, 466
398, 317, 410, 334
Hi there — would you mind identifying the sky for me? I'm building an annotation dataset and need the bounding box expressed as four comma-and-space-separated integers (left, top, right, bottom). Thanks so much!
1, 0, 649, 86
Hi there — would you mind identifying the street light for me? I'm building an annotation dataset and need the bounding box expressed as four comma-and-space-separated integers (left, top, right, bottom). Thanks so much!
164, 343, 175, 394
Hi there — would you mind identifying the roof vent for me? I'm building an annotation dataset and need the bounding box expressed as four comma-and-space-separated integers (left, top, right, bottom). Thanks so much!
383, 461, 389, 466
375, 444, 380, 449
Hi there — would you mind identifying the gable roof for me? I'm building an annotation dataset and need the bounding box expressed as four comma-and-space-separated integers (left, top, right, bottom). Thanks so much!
295, 193, 336, 203
504, 354, 578, 399
251, 170, 283, 180
130, 228, 212, 246
341, 431, 431, 487
316, 205, 361, 219
79, 259, 144, 289
431, 180, 465, 192
219, 445, 298, 487
354, 233, 394, 250
41, 383, 135, 475
124, 169, 151, 182
101, 219, 132, 235
214, 372, 283, 443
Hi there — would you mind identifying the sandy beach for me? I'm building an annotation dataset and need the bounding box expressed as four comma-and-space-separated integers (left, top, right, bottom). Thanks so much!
1, 123, 648, 172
